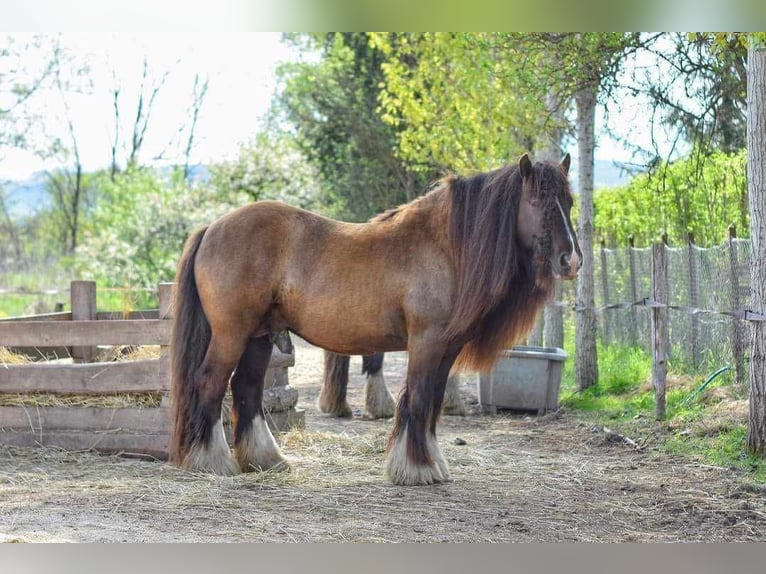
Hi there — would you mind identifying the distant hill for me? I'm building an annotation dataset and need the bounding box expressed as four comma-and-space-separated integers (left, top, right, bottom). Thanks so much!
2, 161, 631, 219
594, 159, 635, 189
569, 159, 634, 193
1, 165, 211, 220
1, 172, 49, 218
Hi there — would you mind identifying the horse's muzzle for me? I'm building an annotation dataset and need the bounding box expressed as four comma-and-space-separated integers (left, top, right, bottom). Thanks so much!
552, 250, 582, 280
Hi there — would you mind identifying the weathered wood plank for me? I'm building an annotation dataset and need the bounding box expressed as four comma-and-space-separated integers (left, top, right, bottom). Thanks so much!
0, 359, 169, 394
0, 405, 170, 433
0, 353, 291, 395
0, 312, 72, 323
0, 319, 172, 347
0, 430, 169, 459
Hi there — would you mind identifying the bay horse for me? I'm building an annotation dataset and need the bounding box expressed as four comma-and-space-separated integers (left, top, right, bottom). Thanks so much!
319, 350, 466, 419
170, 153, 580, 485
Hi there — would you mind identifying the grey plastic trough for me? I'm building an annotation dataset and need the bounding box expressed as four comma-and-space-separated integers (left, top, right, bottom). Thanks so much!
478, 346, 568, 415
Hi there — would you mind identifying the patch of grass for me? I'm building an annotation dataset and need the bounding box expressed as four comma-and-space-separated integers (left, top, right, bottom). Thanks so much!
663, 424, 766, 482
559, 337, 766, 481
561, 343, 652, 416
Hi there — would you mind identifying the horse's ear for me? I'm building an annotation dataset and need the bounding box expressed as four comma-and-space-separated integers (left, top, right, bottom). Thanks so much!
561, 153, 571, 175
519, 153, 532, 180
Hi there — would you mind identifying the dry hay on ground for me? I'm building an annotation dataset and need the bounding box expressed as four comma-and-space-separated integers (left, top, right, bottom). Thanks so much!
0, 345, 163, 409
1, 337, 765, 542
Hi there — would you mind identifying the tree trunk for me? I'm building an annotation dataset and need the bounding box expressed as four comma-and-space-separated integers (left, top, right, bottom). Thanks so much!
542, 89, 565, 349
574, 85, 599, 390
746, 38, 766, 455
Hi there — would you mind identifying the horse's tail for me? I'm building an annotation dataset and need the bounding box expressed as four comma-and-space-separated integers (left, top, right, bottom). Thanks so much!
170, 226, 211, 464
318, 351, 352, 417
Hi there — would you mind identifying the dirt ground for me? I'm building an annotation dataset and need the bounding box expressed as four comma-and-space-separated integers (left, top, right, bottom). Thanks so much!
2, 337, 766, 542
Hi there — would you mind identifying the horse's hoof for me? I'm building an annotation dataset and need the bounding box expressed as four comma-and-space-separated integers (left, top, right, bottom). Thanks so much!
182, 451, 240, 476
441, 402, 467, 416
318, 398, 353, 418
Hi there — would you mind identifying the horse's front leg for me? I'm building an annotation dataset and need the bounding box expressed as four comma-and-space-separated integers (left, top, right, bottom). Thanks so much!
385, 339, 458, 485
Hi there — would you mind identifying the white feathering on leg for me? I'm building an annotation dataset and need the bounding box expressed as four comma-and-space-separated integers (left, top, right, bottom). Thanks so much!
365, 371, 396, 419
385, 425, 449, 485
183, 419, 240, 476
235, 413, 290, 472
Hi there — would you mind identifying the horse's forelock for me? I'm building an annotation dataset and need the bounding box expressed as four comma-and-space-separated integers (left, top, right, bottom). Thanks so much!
529, 161, 572, 269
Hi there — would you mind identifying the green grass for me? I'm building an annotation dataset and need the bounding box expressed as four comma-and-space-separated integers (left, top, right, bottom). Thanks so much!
560, 343, 652, 415
0, 269, 71, 318
558, 333, 765, 482
1, 268, 159, 318
663, 424, 766, 482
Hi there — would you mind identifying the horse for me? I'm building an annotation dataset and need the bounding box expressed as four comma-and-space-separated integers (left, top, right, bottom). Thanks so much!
170, 153, 580, 485
318, 350, 466, 419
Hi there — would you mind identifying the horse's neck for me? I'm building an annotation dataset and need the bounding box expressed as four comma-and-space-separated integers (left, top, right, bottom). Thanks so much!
369, 187, 451, 249
402, 188, 451, 248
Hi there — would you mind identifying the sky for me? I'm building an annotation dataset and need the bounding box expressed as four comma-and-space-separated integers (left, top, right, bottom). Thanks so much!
0, 32, 669, 182
0, 33, 298, 180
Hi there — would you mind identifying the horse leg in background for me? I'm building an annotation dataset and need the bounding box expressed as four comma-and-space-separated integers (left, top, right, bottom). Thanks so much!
441, 374, 467, 416
363, 352, 395, 419
230, 335, 289, 472
177, 331, 245, 476
385, 342, 458, 485
318, 351, 352, 417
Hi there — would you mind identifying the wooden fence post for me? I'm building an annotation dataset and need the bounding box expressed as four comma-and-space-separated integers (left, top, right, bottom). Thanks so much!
652, 241, 668, 421
70, 280, 96, 363
600, 239, 612, 346
628, 235, 639, 347
728, 225, 746, 385
687, 232, 700, 369
158, 282, 174, 320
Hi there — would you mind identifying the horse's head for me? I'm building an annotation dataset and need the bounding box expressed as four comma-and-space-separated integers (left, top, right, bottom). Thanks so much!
517, 153, 581, 280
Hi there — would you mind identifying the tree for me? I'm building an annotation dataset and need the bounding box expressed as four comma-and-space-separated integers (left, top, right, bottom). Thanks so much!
372, 33, 551, 172
573, 82, 600, 390
516, 33, 648, 390
35, 40, 93, 255
594, 148, 748, 247
746, 35, 766, 455
643, 33, 747, 157
1, 35, 55, 268
181, 73, 209, 183
372, 33, 652, 388
209, 131, 322, 210
74, 169, 227, 295
277, 33, 428, 222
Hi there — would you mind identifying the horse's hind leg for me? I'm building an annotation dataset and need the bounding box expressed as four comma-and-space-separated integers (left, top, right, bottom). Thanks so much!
441, 374, 467, 416
363, 353, 395, 419
385, 342, 457, 485
182, 332, 245, 476
231, 335, 289, 472
318, 351, 352, 417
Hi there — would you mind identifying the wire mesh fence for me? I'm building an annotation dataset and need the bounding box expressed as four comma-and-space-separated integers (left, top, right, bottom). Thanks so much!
579, 234, 752, 380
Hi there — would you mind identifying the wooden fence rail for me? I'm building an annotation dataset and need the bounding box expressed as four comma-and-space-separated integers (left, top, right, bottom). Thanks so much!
0, 281, 302, 459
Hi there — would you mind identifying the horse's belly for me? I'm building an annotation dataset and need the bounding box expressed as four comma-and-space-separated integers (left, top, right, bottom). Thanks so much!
277, 299, 408, 355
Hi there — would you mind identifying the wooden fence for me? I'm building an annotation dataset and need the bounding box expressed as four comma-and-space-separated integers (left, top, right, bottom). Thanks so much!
0, 281, 302, 458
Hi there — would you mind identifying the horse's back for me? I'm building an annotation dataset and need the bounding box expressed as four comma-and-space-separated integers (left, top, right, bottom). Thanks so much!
192, 199, 452, 354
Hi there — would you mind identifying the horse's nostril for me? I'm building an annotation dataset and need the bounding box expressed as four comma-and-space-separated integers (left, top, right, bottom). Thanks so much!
560, 253, 570, 269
